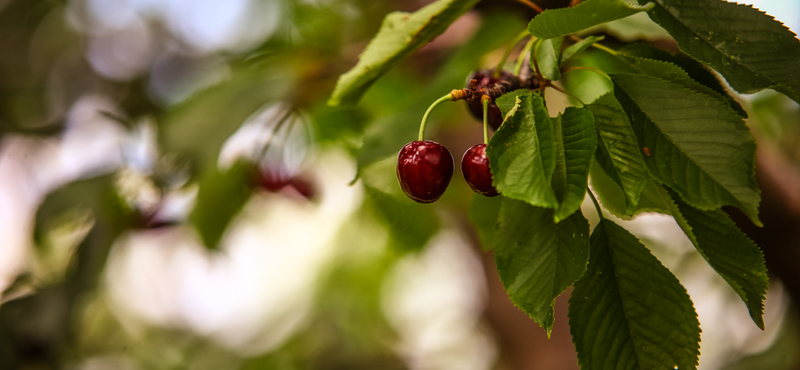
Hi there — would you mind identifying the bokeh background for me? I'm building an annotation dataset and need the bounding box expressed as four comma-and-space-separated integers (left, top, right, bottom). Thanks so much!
1, 0, 800, 369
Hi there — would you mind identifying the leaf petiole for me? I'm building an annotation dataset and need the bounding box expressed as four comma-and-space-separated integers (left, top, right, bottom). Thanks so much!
496, 30, 531, 78
588, 188, 604, 220
515, 35, 538, 76
561, 66, 612, 81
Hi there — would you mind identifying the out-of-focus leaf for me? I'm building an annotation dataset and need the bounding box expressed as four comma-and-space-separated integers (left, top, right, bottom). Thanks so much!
469, 194, 503, 250
642, 0, 800, 103
583, 12, 671, 41
561, 36, 604, 66
613, 73, 761, 225
570, 219, 700, 370
494, 198, 590, 335
528, 0, 654, 39
189, 161, 256, 250
328, 0, 480, 106
534, 38, 563, 81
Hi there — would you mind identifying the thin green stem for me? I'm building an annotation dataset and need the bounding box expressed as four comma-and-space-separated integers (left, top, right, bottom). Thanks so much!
588, 188, 604, 221
482, 97, 490, 144
496, 30, 530, 78
418, 93, 454, 141
561, 66, 612, 81
549, 83, 587, 107
569, 34, 618, 56
514, 36, 538, 76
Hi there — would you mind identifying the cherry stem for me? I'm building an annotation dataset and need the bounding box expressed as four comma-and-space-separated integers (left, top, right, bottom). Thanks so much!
588, 188, 605, 220
562, 66, 612, 81
515, 0, 544, 13
549, 83, 587, 107
514, 36, 538, 76
482, 96, 490, 144
418, 93, 454, 141
496, 30, 530, 78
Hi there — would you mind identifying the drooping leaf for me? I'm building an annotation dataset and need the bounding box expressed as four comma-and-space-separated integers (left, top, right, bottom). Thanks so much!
657, 186, 768, 329
612, 73, 761, 225
328, 0, 480, 106
619, 44, 747, 117
190, 162, 256, 250
570, 219, 700, 370
551, 107, 597, 222
534, 37, 563, 81
495, 198, 590, 336
469, 194, 503, 250
587, 103, 648, 214
561, 36, 605, 65
590, 162, 669, 219
528, 0, 654, 39
488, 91, 558, 208
642, 0, 800, 103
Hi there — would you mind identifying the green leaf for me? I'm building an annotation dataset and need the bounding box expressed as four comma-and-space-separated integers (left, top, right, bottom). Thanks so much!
561, 36, 605, 66
642, 0, 800, 103
328, 0, 480, 106
534, 38, 563, 81
570, 219, 700, 370
617, 50, 747, 117
587, 103, 648, 214
189, 162, 255, 250
528, 0, 654, 39
551, 107, 597, 222
494, 198, 590, 336
590, 162, 669, 219
657, 186, 768, 329
612, 73, 761, 225
361, 157, 439, 252
488, 91, 558, 208
469, 195, 503, 250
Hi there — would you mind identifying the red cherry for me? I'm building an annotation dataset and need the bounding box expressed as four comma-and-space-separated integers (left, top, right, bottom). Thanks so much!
466, 69, 512, 131
461, 144, 498, 197
396, 140, 454, 203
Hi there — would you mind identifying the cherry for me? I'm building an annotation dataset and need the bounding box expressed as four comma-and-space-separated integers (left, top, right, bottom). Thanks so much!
461, 144, 498, 197
466, 69, 512, 131
396, 140, 454, 203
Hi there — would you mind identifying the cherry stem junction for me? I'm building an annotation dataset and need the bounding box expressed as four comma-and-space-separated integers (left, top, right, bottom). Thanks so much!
419, 93, 455, 141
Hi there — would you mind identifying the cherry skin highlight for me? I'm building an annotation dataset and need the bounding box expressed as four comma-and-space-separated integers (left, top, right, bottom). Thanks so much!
461, 144, 498, 197
396, 140, 454, 203
466, 69, 512, 131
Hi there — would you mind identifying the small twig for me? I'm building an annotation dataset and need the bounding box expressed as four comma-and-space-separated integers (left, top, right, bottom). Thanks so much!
515, 0, 544, 13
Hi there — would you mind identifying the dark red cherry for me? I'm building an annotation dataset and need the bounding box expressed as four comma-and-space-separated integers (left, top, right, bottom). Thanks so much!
396, 140, 454, 203
466, 69, 512, 131
461, 144, 498, 197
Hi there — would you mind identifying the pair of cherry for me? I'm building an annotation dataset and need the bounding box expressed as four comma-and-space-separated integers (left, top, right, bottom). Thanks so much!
397, 141, 497, 203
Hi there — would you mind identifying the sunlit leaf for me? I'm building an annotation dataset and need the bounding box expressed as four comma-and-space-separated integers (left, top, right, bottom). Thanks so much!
495, 198, 590, 335
551, 107, 596, 222
488, 91, 558, 208
642, 0, 800, 103
613, 73, 761, 225
328, 0, 480, 106
570, 219, 700, 370
528, 0, 654, 39
469, 195, 503, 250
